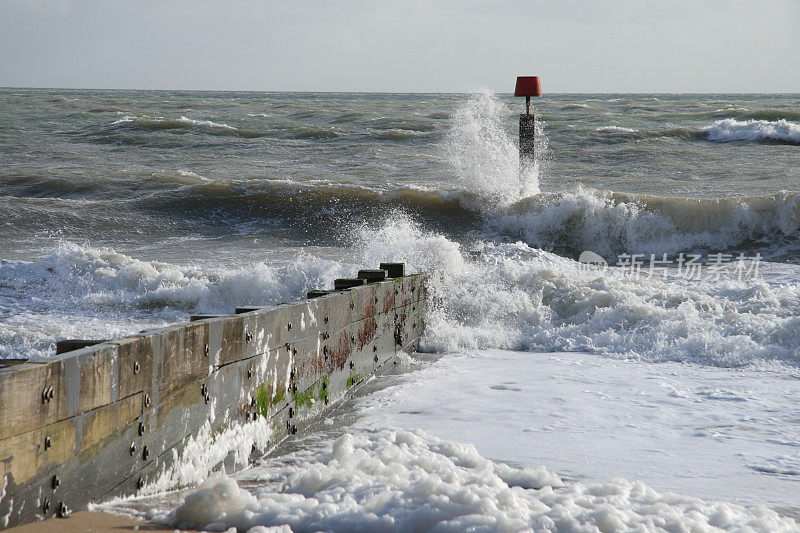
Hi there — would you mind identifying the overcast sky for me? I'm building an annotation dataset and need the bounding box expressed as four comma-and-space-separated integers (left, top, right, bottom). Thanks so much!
1, 0, 798, 93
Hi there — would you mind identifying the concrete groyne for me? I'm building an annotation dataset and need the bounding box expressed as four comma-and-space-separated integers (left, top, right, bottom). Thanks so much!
0, 265, 427, 529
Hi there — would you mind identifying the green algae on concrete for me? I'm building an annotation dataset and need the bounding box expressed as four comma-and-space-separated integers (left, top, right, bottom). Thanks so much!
347, 372, 363, 388
254, 383, 285, 418
318, 376, 330, 404
292, 386, 315, 410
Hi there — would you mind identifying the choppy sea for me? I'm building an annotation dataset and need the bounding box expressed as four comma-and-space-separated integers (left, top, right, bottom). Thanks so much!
2, 89, 800, 531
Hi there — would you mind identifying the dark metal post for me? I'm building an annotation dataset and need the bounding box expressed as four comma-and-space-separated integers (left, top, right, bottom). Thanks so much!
514, 76, 541, 167
519, 112, 535, 165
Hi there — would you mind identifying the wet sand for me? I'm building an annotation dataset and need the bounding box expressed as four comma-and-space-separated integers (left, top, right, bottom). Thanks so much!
5, 511, 168, 532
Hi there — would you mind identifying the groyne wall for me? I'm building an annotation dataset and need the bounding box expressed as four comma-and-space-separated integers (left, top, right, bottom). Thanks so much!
0, 266, 426, 529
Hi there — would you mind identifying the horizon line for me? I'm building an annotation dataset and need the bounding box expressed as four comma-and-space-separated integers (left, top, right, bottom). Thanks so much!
1, 86, 799, 96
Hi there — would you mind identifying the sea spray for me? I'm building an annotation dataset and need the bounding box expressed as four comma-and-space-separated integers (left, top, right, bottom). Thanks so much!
443, 91, 541, 207
6, 85, 800, 529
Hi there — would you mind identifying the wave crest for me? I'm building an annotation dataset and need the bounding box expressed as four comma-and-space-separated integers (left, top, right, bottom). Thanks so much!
109, 114, 263, 138
136, 180, 800, 258
490, 188, 800, 257
587, 119, 800, 144
704, 118, 800, 144
595, 125, 638, 133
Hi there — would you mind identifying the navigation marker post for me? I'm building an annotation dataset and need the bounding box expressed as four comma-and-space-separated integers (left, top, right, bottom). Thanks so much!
514, 76, 542, 168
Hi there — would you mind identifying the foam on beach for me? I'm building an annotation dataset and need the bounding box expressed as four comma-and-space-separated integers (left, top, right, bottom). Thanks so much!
145, 429, 796, 532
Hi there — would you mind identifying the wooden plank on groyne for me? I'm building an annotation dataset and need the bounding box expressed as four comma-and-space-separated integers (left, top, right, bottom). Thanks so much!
0, 269, 427, 529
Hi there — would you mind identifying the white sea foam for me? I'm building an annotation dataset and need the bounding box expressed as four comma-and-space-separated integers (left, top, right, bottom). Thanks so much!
139, 413, 273, 497
354, 349, 800, 509
97, 412, 273, 524
44, 243, 296, 310
705, 118, 800, 143
146, 429, 796, 532
0, 475, 8, 528
111, 114, 137, 125
6, 210, 800, 368
0, 242, 347, 358
150, 169, 214, 185
749, 454, 800, 476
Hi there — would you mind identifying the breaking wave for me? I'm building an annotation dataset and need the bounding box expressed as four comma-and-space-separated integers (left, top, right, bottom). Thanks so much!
588, 119, 800, 144
662, 108, 800, 123
10, 178, 796, 260
492, 188, 800, 257
126, 178, 800, 258
355, 216, 800, 371
0, 242, 349, 358
5, 91, 800, 367
5, 201, 800, 368
134, 180, 478, 235
704, 118, 800, 144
